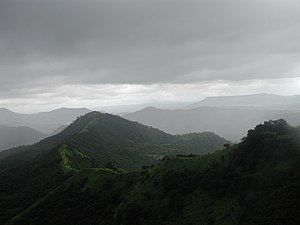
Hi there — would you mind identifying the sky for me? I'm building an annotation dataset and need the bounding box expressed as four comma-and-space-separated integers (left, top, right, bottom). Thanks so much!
0, 0, 300, 113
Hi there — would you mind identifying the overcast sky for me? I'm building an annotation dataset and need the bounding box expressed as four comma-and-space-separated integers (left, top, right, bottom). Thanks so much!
1, 0, 300, 113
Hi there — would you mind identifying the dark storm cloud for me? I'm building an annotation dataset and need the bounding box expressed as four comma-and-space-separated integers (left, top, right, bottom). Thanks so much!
0, 0, 300, 95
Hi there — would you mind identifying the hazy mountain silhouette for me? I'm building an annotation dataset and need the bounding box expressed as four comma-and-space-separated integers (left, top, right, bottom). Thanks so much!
0, 107, 91, 134
186, 93, 300, 109
0, 125, 46, 151
124, 106, 300, 141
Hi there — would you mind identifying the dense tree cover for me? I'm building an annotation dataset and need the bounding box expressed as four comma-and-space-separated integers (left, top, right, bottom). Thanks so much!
0, 119, 299, 224
175, 132, 230, 154
5, 119, 300, 225
0, 112, 229, 224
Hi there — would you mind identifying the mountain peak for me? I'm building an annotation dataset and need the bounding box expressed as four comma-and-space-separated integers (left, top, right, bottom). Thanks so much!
0, 110, 228, 168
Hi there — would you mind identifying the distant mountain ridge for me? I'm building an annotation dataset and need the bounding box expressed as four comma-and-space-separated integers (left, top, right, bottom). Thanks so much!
0, 125, 46, 151
187, 93, 300, 109
123, 93, 300, 142
124, 106, 300, 141
0, 107, 91, 134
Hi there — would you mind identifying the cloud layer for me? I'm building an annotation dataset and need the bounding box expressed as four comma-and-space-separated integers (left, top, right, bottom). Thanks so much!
0, 0, 300, 111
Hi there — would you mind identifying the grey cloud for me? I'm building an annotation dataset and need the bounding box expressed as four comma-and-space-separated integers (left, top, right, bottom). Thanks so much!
0, 0, 300, 95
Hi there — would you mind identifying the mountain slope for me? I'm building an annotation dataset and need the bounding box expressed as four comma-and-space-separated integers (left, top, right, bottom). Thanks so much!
0, 107, 91, 133
0, 111, 228, 224
6, 119, 300, 225
0, 125, 46, 151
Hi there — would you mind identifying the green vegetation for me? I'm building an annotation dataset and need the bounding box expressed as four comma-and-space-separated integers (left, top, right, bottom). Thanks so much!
0, 114, 299, 225
59, 144, 91, 173
0, 112, 228, 224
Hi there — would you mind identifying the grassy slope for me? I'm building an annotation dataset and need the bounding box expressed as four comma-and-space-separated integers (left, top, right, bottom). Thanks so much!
7, 120, 300, 225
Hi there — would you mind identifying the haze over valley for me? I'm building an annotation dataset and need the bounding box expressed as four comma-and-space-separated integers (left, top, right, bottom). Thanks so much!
124, 93, 300, 141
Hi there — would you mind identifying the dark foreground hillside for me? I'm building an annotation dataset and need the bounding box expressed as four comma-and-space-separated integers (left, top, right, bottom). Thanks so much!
2, 119, 300, 225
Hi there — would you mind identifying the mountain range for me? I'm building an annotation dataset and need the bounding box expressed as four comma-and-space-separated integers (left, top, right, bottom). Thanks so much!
1, 93, 300, 149
186, 93, 300, 109
0, 114, 298, 225
124, 94, 300, 141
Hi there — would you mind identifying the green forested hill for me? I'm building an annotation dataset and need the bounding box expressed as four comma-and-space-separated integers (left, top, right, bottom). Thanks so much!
1, 119, 299, 225
1, 120, 300, 225
0, 111, 229, 224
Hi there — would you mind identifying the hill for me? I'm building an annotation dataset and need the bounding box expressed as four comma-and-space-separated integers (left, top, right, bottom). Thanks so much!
4, 119, 300, 225
0, 125, 46, 151
186, 93, 300, 109
0, 111, 229, 224
0, 107, 91, 133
